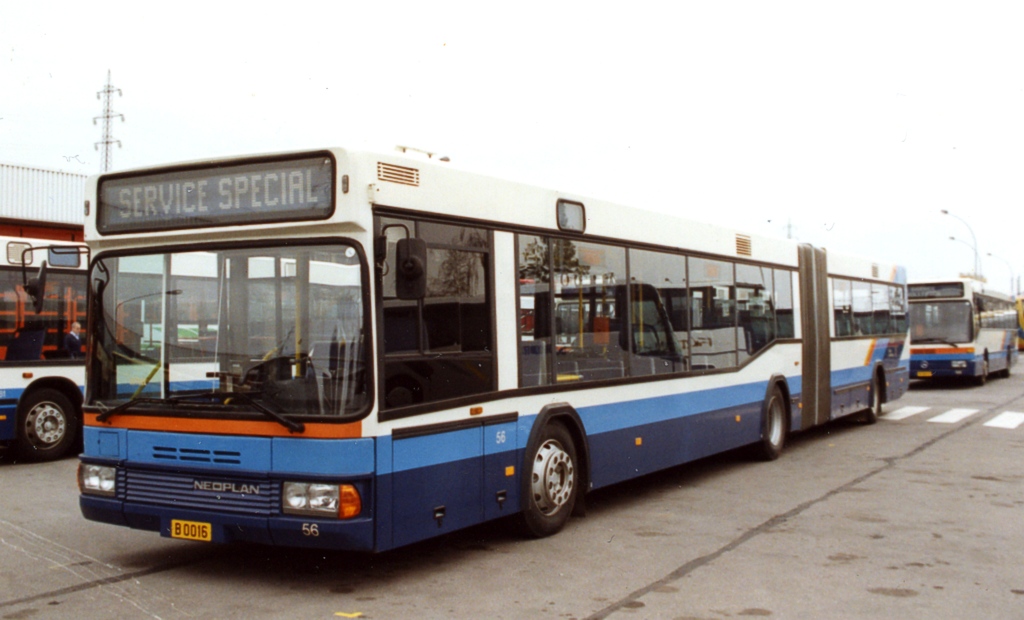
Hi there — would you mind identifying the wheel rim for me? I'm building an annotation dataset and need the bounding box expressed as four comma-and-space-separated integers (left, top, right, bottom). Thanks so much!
767, 397, 784, 446
25, 401, 66, 447
873, 381, 882, 413
531, 438, 575, 516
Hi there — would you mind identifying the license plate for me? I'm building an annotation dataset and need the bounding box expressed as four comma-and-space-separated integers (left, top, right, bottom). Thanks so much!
917, 371, 933, 377
170, 519, 212, 542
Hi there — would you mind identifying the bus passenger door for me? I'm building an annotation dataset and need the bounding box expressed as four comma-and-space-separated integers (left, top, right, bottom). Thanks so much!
798, 245, 831, 429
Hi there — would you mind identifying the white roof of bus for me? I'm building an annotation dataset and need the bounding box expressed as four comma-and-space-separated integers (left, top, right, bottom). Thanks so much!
87, 146, 903, 283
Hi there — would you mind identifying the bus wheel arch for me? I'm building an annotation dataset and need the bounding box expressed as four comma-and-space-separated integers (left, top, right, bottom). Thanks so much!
14, 382, 81, 462
754, 377, 789, 461
517, 403, 589, 537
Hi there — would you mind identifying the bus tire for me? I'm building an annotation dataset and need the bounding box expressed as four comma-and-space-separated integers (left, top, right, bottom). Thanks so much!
975, 359, 989, 386
14, 389, 78, 462
863, 374, 884, 424
754, 386, 787, 461
518, 422, 578, 538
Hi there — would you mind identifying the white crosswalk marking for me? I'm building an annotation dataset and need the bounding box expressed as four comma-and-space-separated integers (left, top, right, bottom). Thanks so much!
881, 406, 930, 421
984, 412, 1024, 429
927, 408, 979, 424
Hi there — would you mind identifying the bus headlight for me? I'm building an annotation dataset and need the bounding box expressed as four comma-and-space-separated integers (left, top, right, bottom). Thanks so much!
282, 482, 361, 519
78, 464, 117, 497
951, 361, 967, 368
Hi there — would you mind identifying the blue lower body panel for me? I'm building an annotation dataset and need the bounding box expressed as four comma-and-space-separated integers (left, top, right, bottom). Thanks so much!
79, 430, 378, 551
81, 492, 376, 550
911, 356, 983, 379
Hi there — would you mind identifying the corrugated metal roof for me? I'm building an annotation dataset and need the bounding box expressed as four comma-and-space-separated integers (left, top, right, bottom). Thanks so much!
0, 162, 87, 226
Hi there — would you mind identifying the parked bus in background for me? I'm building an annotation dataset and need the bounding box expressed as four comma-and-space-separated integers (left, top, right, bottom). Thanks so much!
77, 147, 909, 552
908, 279, 1017, 384
0, 236, 88, 461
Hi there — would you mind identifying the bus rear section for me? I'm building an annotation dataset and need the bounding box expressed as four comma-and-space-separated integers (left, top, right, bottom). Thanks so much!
908, 280, 1018, 384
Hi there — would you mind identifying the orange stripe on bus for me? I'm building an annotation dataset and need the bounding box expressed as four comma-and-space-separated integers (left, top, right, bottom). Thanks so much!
910, 347, 974, 355
83, 412, 362, 439
863, 339, 877, 366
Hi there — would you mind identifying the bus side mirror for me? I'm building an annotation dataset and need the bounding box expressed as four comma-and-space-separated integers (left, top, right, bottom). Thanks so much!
24, 261, 48, 314
395, 238, 427, 300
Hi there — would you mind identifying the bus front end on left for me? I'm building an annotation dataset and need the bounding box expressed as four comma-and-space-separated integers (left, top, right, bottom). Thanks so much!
78, 152, 381, 550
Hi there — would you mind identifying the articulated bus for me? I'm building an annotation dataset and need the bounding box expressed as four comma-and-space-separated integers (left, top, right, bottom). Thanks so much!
78, 148, 909, 552
0, 236, 88, 461
908, 279, 1018, 384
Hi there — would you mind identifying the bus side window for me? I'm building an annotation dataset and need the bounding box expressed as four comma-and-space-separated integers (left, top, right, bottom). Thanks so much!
775, 269, 795, 338
380, 217, 495, 409
689, 257, 737, 370
833, 278, 853, 337
628, 248, 686, 376
736, 263, 776, 360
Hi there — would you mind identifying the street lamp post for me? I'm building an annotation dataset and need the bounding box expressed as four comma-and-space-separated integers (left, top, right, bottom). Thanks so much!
948, 236, 983, 282
986, 252, 1017, 296
941, 209, 981, 279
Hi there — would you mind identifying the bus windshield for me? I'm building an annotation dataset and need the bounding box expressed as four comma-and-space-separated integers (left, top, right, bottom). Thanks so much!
909, 300, 973, 344
89, 243, 368, 419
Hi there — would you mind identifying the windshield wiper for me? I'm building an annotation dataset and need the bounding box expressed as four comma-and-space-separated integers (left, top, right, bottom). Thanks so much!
211, 391, 305, 433
94, 392, 305, 433
95, 398, 166, 422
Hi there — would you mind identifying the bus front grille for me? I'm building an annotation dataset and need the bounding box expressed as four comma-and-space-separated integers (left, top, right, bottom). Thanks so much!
124, 470, 278, 516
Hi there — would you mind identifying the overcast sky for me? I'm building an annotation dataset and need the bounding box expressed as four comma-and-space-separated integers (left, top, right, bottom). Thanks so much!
3, 2, 1022, 292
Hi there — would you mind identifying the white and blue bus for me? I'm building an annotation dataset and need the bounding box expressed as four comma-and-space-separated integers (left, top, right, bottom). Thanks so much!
78, 148, 910, 551
909, 279, 1018, 384
0, 236, 88, 461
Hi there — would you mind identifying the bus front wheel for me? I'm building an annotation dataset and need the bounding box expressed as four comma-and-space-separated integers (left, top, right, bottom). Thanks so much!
975, 359, 989, 386
15, 389, 78, 462
518, 422, 578, 538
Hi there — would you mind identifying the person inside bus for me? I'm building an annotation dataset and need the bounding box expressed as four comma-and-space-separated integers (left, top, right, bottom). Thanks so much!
64, 322, 83, 358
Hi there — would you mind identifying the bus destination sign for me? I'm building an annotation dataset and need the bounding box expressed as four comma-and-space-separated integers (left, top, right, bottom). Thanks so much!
97, 155, 334, 234
907, 282, 965, 300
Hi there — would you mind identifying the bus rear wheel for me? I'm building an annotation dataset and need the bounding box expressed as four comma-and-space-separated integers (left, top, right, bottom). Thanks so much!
15, 389, 78, 462
518, 422, 578, 538
863, 374, 884, 424
754, 386, 787, 461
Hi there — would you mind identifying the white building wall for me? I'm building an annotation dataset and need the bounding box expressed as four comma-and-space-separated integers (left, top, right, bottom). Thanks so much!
0, 162, 86, 226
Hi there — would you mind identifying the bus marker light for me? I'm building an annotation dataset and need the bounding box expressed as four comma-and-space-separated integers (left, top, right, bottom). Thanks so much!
505, 466, 515, 477
470, 406, 483, 416
635, 437, 642, 446
22, 372, 32, 379
735, 415, 741, 423
339, 485, 361, 519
